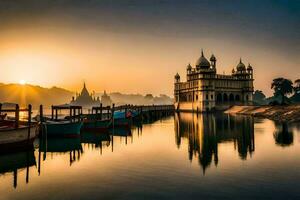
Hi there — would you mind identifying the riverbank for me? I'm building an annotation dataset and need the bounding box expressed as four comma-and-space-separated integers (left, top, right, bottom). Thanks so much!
225, 104, 300, 123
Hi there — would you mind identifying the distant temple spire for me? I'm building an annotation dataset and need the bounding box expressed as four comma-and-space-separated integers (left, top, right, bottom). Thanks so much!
70, 82, 100, 107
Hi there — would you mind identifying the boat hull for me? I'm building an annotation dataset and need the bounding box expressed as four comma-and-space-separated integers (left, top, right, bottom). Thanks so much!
43, 121, 83, 137
0, 127, 37, 153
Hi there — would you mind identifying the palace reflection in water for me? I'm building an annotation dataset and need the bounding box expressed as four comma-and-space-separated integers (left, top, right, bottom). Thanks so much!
0, 114, 299, 199
174, 113, 255, 173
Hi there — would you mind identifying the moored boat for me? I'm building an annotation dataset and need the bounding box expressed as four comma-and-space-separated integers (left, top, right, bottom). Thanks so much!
0, 126, 37, 153
112, 111, 131, 128
42, 121, 83, 137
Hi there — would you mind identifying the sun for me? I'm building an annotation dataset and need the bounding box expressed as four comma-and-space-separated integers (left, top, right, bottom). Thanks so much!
19, 80, 26, 85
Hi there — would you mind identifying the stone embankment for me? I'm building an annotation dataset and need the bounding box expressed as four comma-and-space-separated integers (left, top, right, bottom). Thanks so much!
225, 104, 300, 123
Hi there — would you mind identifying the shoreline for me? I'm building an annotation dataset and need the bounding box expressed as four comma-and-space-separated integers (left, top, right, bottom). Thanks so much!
225, 104, 300, 123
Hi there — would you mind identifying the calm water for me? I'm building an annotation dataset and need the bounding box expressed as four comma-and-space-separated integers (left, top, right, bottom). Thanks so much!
1, 113, 300, 200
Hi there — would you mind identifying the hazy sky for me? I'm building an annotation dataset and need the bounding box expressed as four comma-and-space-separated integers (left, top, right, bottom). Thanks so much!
0, 0, 299, 96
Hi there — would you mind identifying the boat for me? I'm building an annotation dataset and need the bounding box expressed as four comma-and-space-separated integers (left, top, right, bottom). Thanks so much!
82, 114, 111, 131
0, 125, 37, 153
42, 121, 83, 137
112, 111, 132, 128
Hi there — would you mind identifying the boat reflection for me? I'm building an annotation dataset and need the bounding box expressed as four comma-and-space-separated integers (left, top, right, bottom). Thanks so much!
81, 131, 111, 154
174, 113, 255, 173
0, 149, 36, 188
39, 137, 83, 167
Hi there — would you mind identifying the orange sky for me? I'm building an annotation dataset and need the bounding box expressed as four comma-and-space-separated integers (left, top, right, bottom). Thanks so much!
0, 1, 299, 96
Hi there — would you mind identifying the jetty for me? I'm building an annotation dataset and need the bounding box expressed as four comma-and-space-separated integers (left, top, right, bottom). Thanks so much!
46, 104, 175, 122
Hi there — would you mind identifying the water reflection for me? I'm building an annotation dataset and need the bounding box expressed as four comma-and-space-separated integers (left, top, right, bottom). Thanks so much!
174, 113, 255, 173
0, 148, 36, 188
273, 122, 294, 147
0, 113, 299, 195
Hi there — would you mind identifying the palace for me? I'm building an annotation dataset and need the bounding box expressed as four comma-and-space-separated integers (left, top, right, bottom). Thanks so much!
174, 50, 254, 112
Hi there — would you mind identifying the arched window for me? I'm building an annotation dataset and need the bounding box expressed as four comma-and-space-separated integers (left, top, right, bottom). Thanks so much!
229, 93, 234, 102
223, 93, 228, 102
235, 95, 240, 102
217, 93, 222, 102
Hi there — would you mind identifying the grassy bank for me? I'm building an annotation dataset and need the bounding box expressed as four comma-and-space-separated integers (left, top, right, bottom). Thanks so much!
225, 104, 300, 123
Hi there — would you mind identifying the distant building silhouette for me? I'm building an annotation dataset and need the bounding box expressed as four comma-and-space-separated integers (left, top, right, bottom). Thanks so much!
174, 50, 254, 112
71, 82, 100, 107
101, 90, 112, 106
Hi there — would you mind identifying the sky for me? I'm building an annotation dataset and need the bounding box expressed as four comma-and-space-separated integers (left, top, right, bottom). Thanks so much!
0, 0, 299, 96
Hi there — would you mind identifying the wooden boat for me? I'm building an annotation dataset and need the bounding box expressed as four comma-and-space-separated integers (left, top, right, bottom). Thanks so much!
0, 124, 37, 153
82, 114, 111, 131
112, 111, 132, 128
42, 121, 83, 137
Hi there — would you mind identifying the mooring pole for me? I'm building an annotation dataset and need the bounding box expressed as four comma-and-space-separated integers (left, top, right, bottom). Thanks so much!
40, 105, 43, 122
111, 103, 115, 152
27, 104, 32, 143
100, 103, 102, 120
51, 105, 54, 120
15, 104, 19, 129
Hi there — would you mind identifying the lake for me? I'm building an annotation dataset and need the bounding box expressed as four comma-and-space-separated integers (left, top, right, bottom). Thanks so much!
0, 113, 300, 199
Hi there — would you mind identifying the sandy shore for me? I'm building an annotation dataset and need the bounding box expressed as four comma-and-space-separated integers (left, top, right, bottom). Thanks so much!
225, 104, 300, 123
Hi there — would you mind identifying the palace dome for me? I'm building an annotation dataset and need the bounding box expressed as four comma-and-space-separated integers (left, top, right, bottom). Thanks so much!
210, 54, 216, 61
196, 50, 210, 69
186, 63, 192, 71
236, 58, 246, 71
175, 73, 180, 79
247, 63, 253, 71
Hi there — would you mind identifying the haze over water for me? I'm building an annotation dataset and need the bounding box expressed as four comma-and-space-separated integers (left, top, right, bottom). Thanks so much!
0, 0, 299, 96
1, 114, 299, 199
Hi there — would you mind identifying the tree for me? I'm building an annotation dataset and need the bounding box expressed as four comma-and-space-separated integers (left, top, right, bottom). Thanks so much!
253, 90, 266, 105
271, 78, 293, 105
294, 79, 300, 94
144, 94, 154, 100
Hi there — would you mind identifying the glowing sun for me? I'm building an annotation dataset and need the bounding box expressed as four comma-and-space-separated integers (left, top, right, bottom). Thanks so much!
19, 80, 26, 85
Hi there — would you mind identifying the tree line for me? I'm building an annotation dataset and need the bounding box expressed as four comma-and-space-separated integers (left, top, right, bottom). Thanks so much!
253, 78, 300, 105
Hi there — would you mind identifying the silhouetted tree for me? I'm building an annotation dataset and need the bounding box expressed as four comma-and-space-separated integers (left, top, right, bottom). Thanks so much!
271, 78, 293, 105
294, 79, 300, 94
253, 90, 266, 105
